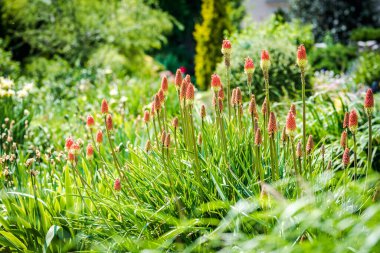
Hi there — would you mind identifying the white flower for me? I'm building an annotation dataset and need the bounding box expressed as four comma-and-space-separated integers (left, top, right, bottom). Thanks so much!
0, 89, 6, 97
23, 82, 34, 92
17, 89, 28, 98
24, 109, 30, 116
5, 89, 15, 97
0, 77, 14, 89
110, 87, 118, 96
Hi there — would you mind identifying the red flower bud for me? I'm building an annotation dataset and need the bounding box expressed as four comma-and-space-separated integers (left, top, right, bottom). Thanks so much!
200, 104, 206, 119
186, 83, 195, 104
260, 50, 270, 71
286, 111, 297, 136
87, 115, 95, 128
296, 141, 302, 158
340, 130, 347, 148
244, 57, 255, 74
164, 133, 170, 148
348, 109, 358, 133
306, 135, 314, 154
86, 144, 94, 160
175, 69, 183, 89
218, 97, 223, 112
211, 74, 222, 92
161, 130, 166, 145
180, 80, 188, 101
267, 112, 277, 136
96, 130, 103, 144
65, 137, 74, 150
255, 128, 262, 146
143, 110, 150, 123
161, 76, 168, 93
218, 87, 225, 100
364, 88, 374, 115
101, 99, 109, 114
172, 117, 178, 129
114, 178, 121, 191
236, 87, 242, 105
231, 88, 237, 106
297, 44, 307, 69
158, 89, 165, 104
71, 142, 80, 155
343, 112, 349, 129
185, 74, 191, 84
290, 104, 296, 117
106, 114, 113, 131
221, 39, 232, 55
249, 95, 259, 119
154, 94, 161, 111
343, 148, 350, 166
261, 97, 267, 115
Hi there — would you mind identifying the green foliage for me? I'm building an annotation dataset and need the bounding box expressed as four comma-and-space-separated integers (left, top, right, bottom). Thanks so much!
350, 27, 380, 42
194, 0, 232, 90
353, 52, 380, 85
0, 0, 173, 76
309, 44, 357, 73
289, 0, 380, 42
0, 40, 19, 78
216, 18, 314, 101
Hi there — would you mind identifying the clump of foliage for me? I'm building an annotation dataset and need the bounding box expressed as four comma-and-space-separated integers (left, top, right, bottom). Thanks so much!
1, 43, 379, 252
216, 18, 314, 101
350, 27, 380, 42
353, 52, 380, 85
0, 0, 173, 77
289, 0, 380, 42
194, 0, 243, 89
309, 44, 357, 73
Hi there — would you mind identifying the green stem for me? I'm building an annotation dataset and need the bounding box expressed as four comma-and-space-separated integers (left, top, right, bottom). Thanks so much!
226, 66, 231, 121
301, 70, 307, 178
353, 133, 357, 180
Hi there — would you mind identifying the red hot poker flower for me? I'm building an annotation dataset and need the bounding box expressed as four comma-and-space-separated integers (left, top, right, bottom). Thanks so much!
86, 144, 94, 160
175, 69, 182, 89
267, 112, 277, 136
286, 111, 297, 136
297, 44, 308, 69
65, 137, 74, 150
218, 88, 225, 100
343, 112, 349, 129
200, 104, 206, 119
186, 83, 195, 104
364, 88, 374, 115
96, 130, 103, 143
260, 50, 271, 71
343, 148, 350, 166
101, 99, 109, 114
349, 109, 358, 133
290, 104, 296, 117
172, 117, 179, 129
221, 39, 232, 55
87, 115, 95, 128
211, 74, 222, 92
180, 80, 188, 101
244, 57, 255, 74
143, 110, 150, 123
340, 130, 347, 148
106, 114, 113, 131
306, 135, 314, 154
161, 76, 168, 94
114, 178, 121, 191
255, 128, 262, 146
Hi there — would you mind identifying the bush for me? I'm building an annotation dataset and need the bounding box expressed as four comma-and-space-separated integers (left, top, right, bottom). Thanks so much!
350, 27, 380, 42
216, 18, 314, 101
289, 0, 380, 42
309, 43, 357, 73
194, 0, 244, 90
0, 40, 20, 78
353, 52, 380, 85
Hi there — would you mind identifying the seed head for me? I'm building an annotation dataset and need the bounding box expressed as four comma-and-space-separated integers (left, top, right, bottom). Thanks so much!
290, 104, 296, 117
306, 135, 314, 155
364, 88, 374, 115
161, 130, 166, 145
231, 88, 237, 106
172, 117, 178, 129
255, 128, 262, 146
342, 148, 350, 166
221, 39, 232, 55
86, 144, 94, 160
175, 69, 183, 90
161, 76, 168, 94
65, 137, 74, 150
106, 114, 113, 131
260, 50, 271, 71
286, 111, 297, 136
143, 110, 150, 123
343, 112, 349, 129
197, 132, 202, 146
211, 74, 222, 92
261, 97, 267, 116
87, 115, 95, 128
114, 178, 121, 191
267, 112, 277, 136
348, 109, 358, 133
186, 83, 195, 104
101, 99, 109, 114
200, 104, 206, 119
340, 130, 347, 148
244, 57, 255, 74
96, 130, 103, 144
296, 141, 302, 158
296, 44, 308, 69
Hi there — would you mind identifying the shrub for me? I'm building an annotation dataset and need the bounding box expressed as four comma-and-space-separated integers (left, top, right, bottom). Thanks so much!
309, 43, 357, 73
194, 0, 237, 90
350, 27, 380, 42
353, 52, 380, 85
216, 19, 314, 101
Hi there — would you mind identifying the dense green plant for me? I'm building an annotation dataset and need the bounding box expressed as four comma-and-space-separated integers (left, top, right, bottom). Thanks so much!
350, 27, 380, 42
289, 0, 380, 42
309, 43, 357, 73
353, 52, 380, 85
194, 0, 233, 90
0, 0, 173, 76
0, 40, 19, 78
216, 19, 314, 101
